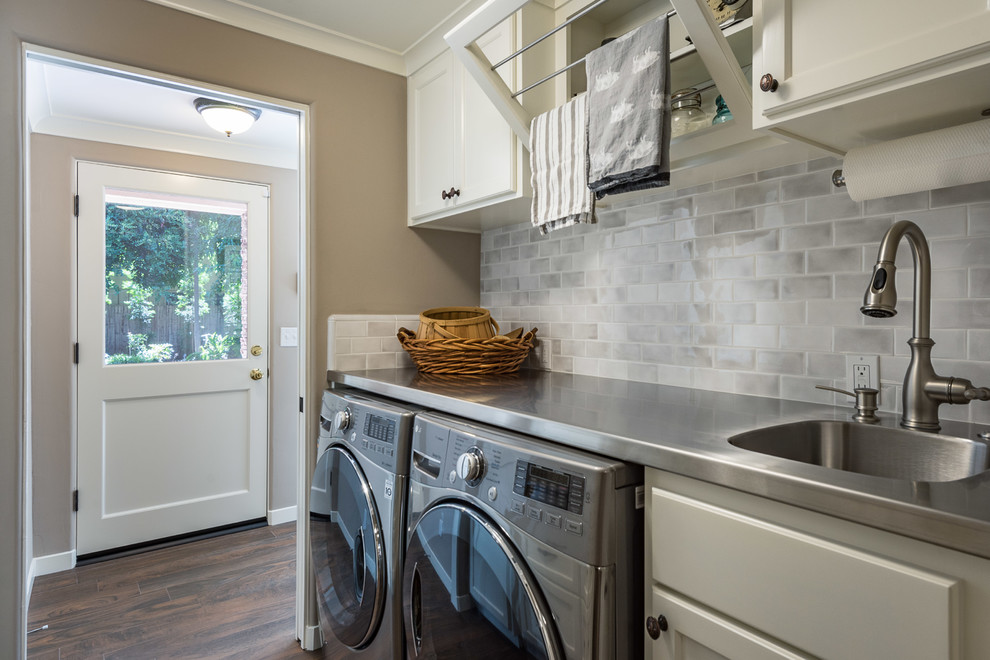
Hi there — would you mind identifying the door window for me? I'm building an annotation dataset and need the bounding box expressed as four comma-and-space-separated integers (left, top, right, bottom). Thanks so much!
404, 502, 562, 659
104, 189, 248, 364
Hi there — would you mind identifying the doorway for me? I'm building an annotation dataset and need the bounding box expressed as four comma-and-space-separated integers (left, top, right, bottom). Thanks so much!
75, 162, 270, 556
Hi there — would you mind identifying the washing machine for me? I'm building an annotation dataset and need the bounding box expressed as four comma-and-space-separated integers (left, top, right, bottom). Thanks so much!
402, 412, 643, 660
310, 389, 420, 659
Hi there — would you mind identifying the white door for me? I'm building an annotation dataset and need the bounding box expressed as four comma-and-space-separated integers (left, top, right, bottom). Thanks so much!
76, 162, 269, 556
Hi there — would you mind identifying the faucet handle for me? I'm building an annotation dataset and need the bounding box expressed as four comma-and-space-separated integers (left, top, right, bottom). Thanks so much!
964, 387, 990, 401
816, 385, 881, 424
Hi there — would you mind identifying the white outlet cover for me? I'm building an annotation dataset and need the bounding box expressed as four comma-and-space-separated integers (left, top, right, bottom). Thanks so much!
846, 354, 880, 397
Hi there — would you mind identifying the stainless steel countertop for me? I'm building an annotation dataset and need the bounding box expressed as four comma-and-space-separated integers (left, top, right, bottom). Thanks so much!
328, 368, 990, 560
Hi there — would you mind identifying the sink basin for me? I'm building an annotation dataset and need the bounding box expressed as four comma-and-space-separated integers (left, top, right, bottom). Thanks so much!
729, 420, 990, 482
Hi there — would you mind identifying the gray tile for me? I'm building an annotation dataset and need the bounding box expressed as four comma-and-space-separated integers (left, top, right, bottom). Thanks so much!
675, 216, 714, 239
931, 181, 990, 207
807, 247, 862, 273
714, 209, 756, 234
755, 301, 806, 324
677, 303, 712, 324
733, 278, 780, 300
734, 229, 779, 255
715, 256, 755, 279
781, 171, 832, 201
735, 180, 781, 208
757, 200, 806, 228
643, 222, 676, 244
780, 325, 831, 351
833, 327, 894, 354
715, 347, 755, 369
694, 189, 735, 215
757, 350, 805, 375
806, 194, 863, 223
834, 216, 894, 245
970, 203, 990, 236
781, 275, 832, 299
756, 252, 805, 276
733, 372, 780, 397
693, 235, 734, 258
657, 198, 694, 222
864, 192, 928, 215
931, 237, 990, 268
781, 223, 832, 251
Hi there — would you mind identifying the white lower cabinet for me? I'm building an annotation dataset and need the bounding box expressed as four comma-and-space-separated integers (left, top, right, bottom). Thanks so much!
649, 586, 811, 660
645, 469, 990, 660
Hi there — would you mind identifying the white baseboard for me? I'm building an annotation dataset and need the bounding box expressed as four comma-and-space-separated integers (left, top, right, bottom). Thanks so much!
31, 549, 76, 578
268, 505, 297, 526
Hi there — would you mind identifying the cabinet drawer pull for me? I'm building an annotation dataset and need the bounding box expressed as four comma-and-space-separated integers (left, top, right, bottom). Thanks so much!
759, 73, 779, 93
441, 187, 461, 200
646, 614, 668, 639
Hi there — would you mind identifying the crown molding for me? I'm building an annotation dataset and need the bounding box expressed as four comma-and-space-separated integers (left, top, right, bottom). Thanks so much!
143, 0, 407, 75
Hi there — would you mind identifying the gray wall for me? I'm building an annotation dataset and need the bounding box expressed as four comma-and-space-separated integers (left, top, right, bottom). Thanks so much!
482, 157, 990, 425
30, 134, 302, 558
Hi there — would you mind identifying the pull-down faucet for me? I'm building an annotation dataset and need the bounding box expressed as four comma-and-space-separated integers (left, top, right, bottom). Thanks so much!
862, 220, 990, 431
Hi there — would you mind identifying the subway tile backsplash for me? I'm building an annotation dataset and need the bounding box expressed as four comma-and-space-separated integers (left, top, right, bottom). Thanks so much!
481, 158, 990, 424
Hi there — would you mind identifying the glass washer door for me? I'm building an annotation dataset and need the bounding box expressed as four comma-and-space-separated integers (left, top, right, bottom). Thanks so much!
403, 501, 564, 660
309, 445, 386, 649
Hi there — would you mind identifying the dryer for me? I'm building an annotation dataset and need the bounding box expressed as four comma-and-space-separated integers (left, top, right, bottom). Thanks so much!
310, 389, 419, 659
403, 412, 643, 660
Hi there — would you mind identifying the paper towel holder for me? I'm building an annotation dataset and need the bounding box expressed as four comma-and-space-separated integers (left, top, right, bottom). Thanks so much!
832, 170, 846, 188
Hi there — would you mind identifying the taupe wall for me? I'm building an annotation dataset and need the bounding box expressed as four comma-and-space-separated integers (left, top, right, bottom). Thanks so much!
30, 134, 303, 557
1, 0, 480, 650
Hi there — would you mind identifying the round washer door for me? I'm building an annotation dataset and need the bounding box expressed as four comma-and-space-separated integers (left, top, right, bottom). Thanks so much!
403, 501, 564, 660
309, 445, 386, 649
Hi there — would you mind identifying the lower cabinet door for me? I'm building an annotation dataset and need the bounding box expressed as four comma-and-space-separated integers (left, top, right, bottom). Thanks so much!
647, 586, 813, 660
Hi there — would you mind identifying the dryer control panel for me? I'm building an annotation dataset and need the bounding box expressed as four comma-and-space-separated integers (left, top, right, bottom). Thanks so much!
410, 411, 641, 565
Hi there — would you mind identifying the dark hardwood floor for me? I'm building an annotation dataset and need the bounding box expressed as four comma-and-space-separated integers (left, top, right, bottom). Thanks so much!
27, 522, 330, 659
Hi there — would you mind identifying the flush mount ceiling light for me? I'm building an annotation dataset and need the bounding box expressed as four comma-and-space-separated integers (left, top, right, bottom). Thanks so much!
194, 97, 261, 137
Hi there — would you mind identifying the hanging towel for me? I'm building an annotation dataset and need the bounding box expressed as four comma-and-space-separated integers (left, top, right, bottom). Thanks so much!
585, 14, 671, 199
530, 93, 596, 235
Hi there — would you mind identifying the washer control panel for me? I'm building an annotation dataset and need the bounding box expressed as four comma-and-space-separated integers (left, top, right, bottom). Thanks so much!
320, 389, 418, 474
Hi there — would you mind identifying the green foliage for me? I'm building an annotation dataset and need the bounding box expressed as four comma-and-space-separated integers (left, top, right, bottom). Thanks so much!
105, 333, 175, 364
105, 203, 245, 359
184, 332, 237, 361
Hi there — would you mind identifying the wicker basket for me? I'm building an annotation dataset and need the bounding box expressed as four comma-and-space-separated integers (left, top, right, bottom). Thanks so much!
398, 326, 537, 374
416, 306, 499, 340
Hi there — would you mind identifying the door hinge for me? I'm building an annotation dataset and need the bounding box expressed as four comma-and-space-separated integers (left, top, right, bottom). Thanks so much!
299, 396, 304, 413
73, 342, 79, 364
73, 194, 79, 217
72, 490, 79, 512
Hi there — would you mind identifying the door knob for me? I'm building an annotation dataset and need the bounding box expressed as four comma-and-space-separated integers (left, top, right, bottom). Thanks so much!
250, 345, 263, 356
250, 369, 264, 381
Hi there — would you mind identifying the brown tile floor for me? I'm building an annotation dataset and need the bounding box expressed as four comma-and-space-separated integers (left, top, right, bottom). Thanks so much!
27, 523, 332, 659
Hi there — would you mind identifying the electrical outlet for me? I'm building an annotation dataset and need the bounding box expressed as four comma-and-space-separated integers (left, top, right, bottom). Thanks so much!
846, 355, 880, 398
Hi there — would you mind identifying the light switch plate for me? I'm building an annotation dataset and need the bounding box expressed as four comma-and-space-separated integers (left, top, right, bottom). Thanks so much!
280, 326, 298, 347
846, 354, 879, 397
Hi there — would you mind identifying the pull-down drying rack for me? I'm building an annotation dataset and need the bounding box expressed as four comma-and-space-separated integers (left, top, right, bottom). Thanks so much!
445, 0, 754, 149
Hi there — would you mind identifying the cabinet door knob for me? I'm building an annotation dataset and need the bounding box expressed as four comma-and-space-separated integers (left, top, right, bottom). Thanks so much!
759, 73, 779, 93
441, 187, 461, 200
646, 614, 668, 639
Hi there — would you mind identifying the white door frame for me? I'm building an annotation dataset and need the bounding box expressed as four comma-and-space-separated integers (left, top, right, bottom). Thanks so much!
20, 43, 313, 649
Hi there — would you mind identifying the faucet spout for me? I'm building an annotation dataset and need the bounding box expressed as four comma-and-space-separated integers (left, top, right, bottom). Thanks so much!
862, 220, 931, 339
862, 220, 983, 432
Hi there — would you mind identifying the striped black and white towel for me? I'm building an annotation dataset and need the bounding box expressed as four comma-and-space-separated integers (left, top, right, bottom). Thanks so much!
586, 14, 670, 199
529, 93, 596, 235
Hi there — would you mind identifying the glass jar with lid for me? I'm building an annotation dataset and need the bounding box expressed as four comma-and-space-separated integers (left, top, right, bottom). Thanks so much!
671, 88, 709, 137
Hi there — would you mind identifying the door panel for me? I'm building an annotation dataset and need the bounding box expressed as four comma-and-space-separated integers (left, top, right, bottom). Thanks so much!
76, 162, 269, 556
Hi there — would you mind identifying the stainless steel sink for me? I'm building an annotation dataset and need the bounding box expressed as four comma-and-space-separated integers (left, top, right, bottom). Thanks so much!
729, 420, 990, 482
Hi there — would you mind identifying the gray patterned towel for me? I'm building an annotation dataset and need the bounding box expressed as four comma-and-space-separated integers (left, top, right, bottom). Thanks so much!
530, 93, 596, 235
585, 15, 670, 199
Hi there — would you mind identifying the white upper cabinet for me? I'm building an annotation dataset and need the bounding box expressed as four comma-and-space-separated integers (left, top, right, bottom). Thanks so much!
408, 17, 534, 231
752, 0, 990, 153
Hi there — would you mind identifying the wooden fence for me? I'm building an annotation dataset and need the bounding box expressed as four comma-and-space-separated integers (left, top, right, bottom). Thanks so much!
105, 302, 230, 360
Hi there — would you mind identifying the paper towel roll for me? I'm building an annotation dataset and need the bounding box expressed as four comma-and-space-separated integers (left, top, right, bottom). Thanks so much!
840, 119, 990, 202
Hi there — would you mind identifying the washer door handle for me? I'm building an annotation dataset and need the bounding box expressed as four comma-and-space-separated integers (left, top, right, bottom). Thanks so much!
411, 562, 423, 655
353, 526, 366, 605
